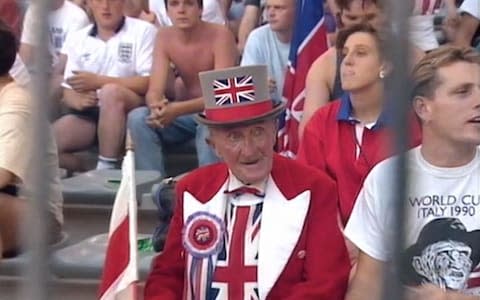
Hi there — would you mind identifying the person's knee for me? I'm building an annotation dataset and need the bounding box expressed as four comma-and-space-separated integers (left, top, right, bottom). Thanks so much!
53, 116, 95, 153
98, 83, 129, 112
53, 117, 70, 153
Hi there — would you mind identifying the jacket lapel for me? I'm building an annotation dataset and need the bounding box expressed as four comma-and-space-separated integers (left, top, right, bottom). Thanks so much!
257, 176, 310, 299
182, 180, 228, 300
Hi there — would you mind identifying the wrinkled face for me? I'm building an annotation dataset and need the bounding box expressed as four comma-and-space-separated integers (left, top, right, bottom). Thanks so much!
340, 31, 383, 92
166, 0, 202, 29
413, 240, 473, 290
208, 120, 276, 186
88, 0, 124, 30
340, 0, 383, 30
265, 0, 295, 33
416, 62, 480, 148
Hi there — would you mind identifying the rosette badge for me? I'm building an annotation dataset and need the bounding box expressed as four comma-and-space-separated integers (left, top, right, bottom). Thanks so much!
183, 211, 225, 258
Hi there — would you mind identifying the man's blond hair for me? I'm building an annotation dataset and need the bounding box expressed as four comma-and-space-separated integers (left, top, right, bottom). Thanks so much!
411, 46, 480, 100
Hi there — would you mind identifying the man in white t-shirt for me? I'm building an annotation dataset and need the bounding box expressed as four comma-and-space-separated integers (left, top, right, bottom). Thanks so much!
240, 0, 294, 103
53, 0, 156, 172
19, 0, 90, 67
345, 45, 480, 300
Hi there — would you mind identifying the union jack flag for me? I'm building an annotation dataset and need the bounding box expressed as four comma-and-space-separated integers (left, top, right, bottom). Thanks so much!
213, 75, 256, 106
277, 0, 328, 157
209, 203, 263, 299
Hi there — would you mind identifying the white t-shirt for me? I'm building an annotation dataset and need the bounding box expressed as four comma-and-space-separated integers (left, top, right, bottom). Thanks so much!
149, 0, 225, 26
460, 0, 480, 19
241, 24, 290, 103
21, 1, 90, 64
345, 146, 480, 295
409, 0, 444, 51
62, 17, 157, 89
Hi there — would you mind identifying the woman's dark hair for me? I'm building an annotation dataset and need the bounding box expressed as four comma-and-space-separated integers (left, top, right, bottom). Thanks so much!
336, 22, 386, 59
0, 19, 17, 76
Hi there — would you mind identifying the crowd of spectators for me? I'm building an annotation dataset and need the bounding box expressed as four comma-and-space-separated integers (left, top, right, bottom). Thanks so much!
1, 0, 480, 299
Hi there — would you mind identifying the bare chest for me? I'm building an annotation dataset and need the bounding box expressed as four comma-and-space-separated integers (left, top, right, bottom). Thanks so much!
169, 42, 214, 73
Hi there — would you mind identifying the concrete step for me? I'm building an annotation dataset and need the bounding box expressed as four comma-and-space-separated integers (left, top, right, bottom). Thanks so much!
0, 276, 99, 300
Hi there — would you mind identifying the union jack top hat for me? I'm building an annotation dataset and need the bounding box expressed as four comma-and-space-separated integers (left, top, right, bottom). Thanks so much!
195, 65, 285, 127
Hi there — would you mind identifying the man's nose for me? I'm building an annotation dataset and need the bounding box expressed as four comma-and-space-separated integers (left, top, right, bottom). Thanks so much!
178, 2, 187, 11
240, 135, 257, 156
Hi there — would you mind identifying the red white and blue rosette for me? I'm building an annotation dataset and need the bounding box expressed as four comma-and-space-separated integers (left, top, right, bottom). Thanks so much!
183, 211, 225, 258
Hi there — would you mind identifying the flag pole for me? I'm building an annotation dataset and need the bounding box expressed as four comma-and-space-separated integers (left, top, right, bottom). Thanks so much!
126, 129, 139, 283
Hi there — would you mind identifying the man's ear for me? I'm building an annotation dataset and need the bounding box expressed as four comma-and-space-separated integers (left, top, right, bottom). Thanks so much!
412, 95, 431, 124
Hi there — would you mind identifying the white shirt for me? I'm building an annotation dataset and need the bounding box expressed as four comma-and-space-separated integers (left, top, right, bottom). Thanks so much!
21, 1, 90, 64
62, 17, 157, 89
409, 0, 444, 51
149, 0, 225, 26
460, 0, 480, 19
345, 146, 480, 295
241, 24, 290, 103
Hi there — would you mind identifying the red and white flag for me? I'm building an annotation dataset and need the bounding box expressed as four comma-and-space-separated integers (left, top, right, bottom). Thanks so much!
98, 150, 139, 300
277, 0, 328, 157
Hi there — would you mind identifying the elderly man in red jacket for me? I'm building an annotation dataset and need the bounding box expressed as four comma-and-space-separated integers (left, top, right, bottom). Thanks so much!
144, 65, 350, 300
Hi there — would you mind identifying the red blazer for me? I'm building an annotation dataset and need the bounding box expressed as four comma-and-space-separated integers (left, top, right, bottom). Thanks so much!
144, 154, 350, 300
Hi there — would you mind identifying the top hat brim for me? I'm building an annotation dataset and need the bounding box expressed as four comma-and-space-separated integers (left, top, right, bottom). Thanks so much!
195, 101, 286, 127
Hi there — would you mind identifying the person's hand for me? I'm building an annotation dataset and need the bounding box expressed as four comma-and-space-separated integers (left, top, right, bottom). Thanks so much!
151, 101, 180, 128
146, 99, 169, 128
67, 71, 100, 93
405, 284, 448, 300
268, 78, 277, 94
74, 91, 98, 111
443, 6, 460, 31
443, 11, 461, 43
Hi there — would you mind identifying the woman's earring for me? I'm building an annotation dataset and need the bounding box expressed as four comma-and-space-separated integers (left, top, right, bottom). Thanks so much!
379, 69, 385, 79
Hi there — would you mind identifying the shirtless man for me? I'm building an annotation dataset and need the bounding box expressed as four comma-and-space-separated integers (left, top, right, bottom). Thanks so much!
127, 0, 238, 176
298, 0, 383, 138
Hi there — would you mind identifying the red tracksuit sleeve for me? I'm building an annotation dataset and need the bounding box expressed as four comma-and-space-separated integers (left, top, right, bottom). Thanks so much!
144, 188, 186, 300
297, 111, 328, 172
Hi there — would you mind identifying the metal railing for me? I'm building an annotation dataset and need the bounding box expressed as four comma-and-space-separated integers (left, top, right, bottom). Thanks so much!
19, 0, 54, 299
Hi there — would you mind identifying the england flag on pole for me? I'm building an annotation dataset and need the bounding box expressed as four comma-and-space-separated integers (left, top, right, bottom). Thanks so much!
277, 0, 328, 158
98, 149, 139, 300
